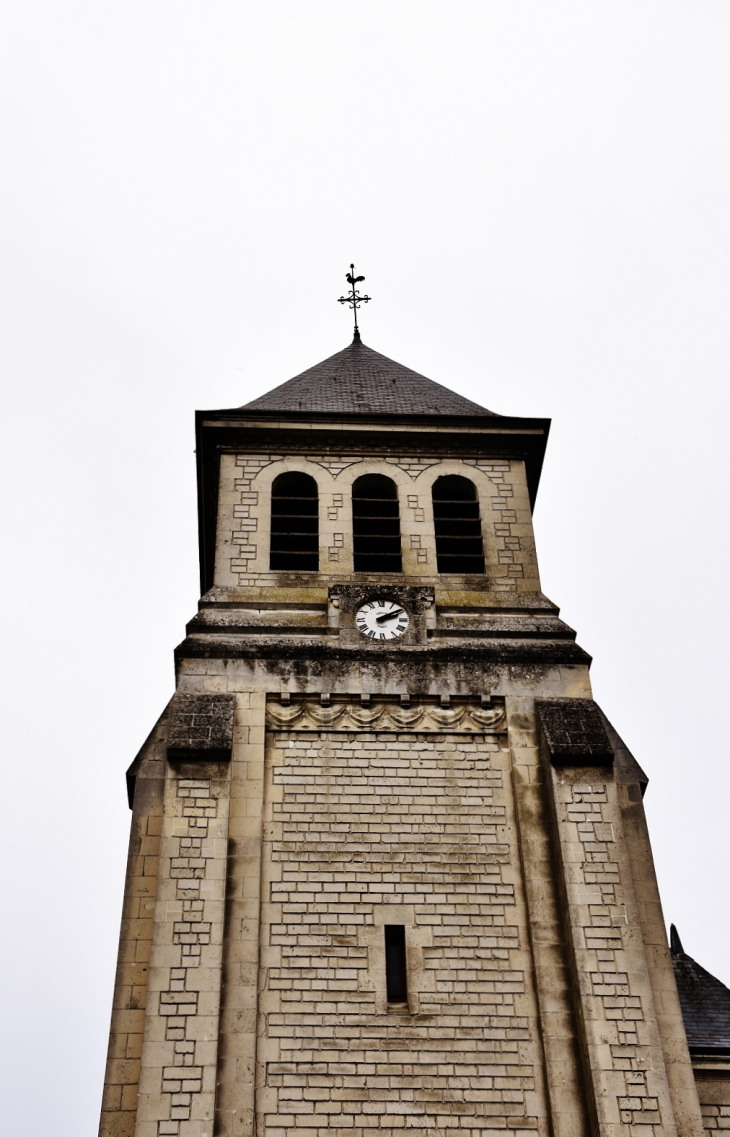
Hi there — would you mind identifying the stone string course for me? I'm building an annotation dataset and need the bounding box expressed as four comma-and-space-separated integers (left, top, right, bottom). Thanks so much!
257, 728, 544, 1137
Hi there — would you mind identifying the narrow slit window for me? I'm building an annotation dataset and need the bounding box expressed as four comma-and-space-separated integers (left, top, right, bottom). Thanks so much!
432, 475, 485, 574
384, 925, 408, 1003
269, 471, 319, 571
352, 474, 402, 573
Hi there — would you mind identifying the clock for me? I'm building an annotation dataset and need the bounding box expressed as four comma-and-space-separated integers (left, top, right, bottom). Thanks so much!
356, 599, 410, 641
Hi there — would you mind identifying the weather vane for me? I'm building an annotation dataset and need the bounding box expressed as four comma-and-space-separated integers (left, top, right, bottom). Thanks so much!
338, 263, 371, 339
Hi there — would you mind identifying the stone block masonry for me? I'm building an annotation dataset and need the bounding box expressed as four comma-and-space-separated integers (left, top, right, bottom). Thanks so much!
99, 801, 163, 1137
701, 1104, 730, 1135
133, 766, 230, 1137
216, 451, 540, 592
257, 726, 550, 1137
545, 764, 680, 1137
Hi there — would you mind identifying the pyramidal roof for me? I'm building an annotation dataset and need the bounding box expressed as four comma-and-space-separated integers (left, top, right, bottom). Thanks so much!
671, 925, 730, 1051
240, 335, 495, 417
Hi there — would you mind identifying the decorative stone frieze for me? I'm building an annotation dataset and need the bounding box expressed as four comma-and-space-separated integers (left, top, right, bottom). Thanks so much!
266, 693, 505, 732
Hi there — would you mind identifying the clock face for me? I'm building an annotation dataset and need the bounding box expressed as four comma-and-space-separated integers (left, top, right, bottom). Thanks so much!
356, 599, 410, 641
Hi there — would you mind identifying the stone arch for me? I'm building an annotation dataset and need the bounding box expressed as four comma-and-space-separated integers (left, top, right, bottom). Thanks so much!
431, 474, 485, 575
351, 473, 402, 574
269, 470, 319, 572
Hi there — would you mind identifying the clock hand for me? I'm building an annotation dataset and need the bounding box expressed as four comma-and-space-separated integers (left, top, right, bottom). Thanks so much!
375, 607, 404, 624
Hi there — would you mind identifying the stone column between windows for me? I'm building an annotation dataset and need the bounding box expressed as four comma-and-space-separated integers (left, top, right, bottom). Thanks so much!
541, 727, 679, 1137
133, 758, 231, 1137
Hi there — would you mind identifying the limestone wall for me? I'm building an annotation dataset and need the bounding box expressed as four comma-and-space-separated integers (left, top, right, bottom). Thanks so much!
214, 452, 539, 594
254, 708, 551, 1137
691, 1067, 730, 1137
100, 716, 167, 1137
697, 1085, 730, 1137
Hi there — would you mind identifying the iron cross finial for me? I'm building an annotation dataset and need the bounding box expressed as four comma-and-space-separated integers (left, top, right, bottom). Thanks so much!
338, 263, 371, 339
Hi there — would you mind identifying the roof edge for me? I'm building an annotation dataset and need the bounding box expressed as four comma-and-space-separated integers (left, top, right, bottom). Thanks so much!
197, 405, 550, 429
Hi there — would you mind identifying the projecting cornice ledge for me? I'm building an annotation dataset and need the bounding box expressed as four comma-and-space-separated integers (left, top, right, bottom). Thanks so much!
167, 693, 236, 761
535, 697, 614, 767
174, 636, 592, 667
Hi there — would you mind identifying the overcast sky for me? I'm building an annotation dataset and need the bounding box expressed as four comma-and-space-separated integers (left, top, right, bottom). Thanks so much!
1, 4, 729, 1133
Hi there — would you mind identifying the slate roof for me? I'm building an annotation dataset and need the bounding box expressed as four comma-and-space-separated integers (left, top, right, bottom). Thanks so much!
671, 926, 730, 1052
240, 335, 495, 417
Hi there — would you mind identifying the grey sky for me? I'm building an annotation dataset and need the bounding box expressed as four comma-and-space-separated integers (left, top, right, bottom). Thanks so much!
1, 3, 729, 1132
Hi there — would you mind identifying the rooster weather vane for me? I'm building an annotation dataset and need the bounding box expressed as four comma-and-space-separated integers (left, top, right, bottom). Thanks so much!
338, 263, 371, 339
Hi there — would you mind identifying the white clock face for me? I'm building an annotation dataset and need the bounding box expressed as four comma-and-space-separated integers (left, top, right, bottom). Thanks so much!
356, 599, 410, 641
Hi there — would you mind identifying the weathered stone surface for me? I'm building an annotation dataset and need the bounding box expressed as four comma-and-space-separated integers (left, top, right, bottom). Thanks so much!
543, 764, 682, 1137
133, 762, 231, 1137
167, 694, 235, 761
535, 696, 614, 765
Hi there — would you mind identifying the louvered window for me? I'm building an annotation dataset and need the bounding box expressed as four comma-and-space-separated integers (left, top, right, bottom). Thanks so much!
352, 474, 402, 573
269, 472, 319, 571
432, 475, 485, 574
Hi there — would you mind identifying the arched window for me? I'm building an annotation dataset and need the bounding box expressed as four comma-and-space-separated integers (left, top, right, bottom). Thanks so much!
352, 474, 402, 573
269, 471, 319, 571
432, 475, 485, 574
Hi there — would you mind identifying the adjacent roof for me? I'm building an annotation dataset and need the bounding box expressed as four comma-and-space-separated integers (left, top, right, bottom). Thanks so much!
671, 925, 730, 1052
241, 334, 495, 417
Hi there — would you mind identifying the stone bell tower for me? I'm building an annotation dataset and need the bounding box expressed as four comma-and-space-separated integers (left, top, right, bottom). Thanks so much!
99, 319, 730, 1137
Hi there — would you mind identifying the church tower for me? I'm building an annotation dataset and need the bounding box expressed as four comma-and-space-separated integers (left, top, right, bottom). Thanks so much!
99, 298, 730, 1137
